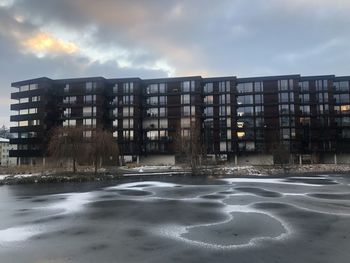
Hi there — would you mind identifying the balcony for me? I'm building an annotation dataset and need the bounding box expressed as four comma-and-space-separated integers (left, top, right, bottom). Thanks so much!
9, 149, 43, 157
11, 101, 44, 111
11, 89, 43, 99
10, 112, 44, 122
10, 137, 42, 144
10, 125, 43, 133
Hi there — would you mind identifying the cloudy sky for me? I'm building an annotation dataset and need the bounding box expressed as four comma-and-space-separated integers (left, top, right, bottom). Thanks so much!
1, 0, 350, 126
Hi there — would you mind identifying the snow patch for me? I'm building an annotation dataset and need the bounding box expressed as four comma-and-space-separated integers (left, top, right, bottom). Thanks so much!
221, 178, 324, 187
155, 203, 292, 250
129, 165, 182, 171
37, 192, 94, 214
106, 181, 178, 190
0, 226, 42, 243
222, 166, 266, 176
14, 173, 41, 178
0, 174, 9, 180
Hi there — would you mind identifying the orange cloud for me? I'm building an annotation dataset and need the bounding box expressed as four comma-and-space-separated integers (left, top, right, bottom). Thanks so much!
23, 32, 78, 55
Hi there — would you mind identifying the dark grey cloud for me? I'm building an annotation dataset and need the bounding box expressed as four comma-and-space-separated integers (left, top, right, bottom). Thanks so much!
1, 0, 350, 126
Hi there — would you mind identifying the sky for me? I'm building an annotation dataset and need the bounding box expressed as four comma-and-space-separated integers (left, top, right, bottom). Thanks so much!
1, 0, 350, 127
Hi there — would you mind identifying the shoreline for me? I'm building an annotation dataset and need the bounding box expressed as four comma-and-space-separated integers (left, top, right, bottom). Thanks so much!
0, 164, 349, 185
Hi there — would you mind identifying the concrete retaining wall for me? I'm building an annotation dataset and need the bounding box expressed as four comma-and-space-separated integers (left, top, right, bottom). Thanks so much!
322, 153, 350, 164
236, 154, 274, 165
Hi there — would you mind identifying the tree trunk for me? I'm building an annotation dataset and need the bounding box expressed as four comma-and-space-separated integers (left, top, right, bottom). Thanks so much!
94, 156, 98, 174
73, 158, 76, 173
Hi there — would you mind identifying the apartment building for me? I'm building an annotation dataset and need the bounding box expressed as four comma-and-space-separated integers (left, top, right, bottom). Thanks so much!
10, 74, 350, 165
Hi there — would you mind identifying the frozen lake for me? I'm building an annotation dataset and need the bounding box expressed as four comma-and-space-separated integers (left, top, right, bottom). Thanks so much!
0, 174, 350, 263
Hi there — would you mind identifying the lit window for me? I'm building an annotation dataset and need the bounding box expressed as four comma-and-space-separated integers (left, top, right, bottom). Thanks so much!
237, 131, 245, 138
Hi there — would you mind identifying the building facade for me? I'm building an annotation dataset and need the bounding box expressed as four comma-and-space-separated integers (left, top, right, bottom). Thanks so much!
10, 75, 350, 165
0, 138, 17, 166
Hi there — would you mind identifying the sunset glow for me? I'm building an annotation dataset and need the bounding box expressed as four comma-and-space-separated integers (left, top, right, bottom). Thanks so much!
23, 32, 78, 55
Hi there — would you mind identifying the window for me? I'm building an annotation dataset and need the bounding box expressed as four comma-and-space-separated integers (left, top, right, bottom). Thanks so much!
147, 131, 159, 140
147, 108, 158, 117
30, 84, 38, 90
83, 107, 96, 117
340, 105, 350, 114
219, 94, 225, 104
159, 96, 167, 105
278, 80, 289, 91
123, 82, 133, 93
280, 116, 291, 127
182, 106, 191, 116
300, 105, 310, 115
19, 98, 29, 104
159, 119, 168, 128
18, 121, 29, 127
31, 96, 40, 102
181, 94, 190, 104
123, 130, 134, 140
219, 81, 229, 92
281, 129, 290, 139
237, 82, 253, 93
63, 108, 71, 117
279, 92, 289, 103
204, 83, 213, 93
237, 107, 254, 116
123, 95, 134, 104
63, 96, 77, 104
254, 82, 263, 92
147, 84, 158, 94
219, 106, 226, 116
143, 119, 158, 129
178, 81, 195, 92
335, 81, 349, 92
84, 95, 96, 103
340, 94, 350, 103
255, 94, 263, 104
113, 120, 118, 128
64, 84, 69, 93
19, 85, 29, 92
123, 119, 134, 129
237, 95, 253, 105
204, 107, 213, 117
148, 96, 158, 105
123, 107, 134, 117
83, 118, 96, 127
316, 80, 328, 91
86, 82, 93, 92
19, 109, 28, 115
63, 119, 76, 127
300, 81, 309, 92
279, 104, 290, 114
181, 118, 191, 128
204, 95, 213, 104
113, 84, 119, 93
159, 83, 166, 93
300, 94, 309, 103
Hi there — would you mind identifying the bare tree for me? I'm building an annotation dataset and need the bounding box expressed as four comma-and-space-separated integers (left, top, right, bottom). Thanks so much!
176, 119, 203, 174
48, 126, 85, 173
272, 142, 291, 166
87, 128, 119, 174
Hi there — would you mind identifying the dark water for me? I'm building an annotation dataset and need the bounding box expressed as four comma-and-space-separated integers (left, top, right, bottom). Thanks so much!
0, 174, 350, 263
